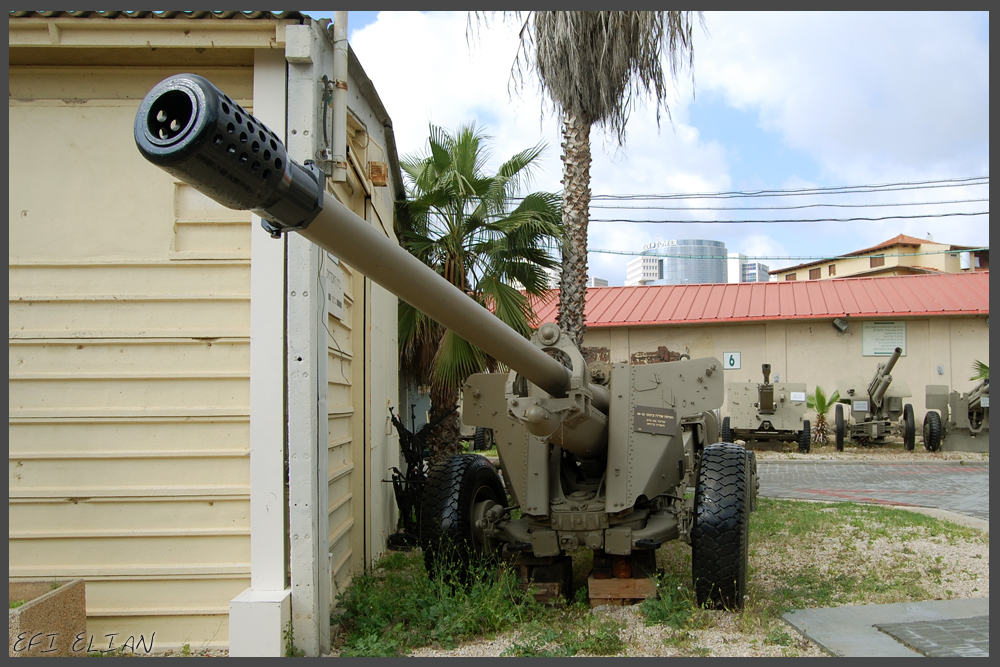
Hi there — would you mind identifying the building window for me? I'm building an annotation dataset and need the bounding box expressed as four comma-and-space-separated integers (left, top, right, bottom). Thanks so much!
829, 264, 836, 276
785, 273, 797, 281
809, 268, 821, 280
870, 255, 885, 268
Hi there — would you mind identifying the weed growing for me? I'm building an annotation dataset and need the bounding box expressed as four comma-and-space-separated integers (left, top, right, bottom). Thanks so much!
333, 550, 545, 656
333, 497, 986, 656
501, 615, 625, 657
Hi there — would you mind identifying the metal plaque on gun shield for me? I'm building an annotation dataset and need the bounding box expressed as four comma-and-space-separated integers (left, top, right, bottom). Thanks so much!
633, 406, 678, 436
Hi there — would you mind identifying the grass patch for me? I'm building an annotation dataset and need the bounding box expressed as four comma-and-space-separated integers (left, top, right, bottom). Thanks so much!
501, 616, 624, 657
333, 550, 545, 656
333, 497, 987, 656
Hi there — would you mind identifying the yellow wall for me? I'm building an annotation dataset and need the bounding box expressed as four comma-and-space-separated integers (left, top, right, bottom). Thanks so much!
9, 65, 255, 647
778, 241, 962, 281
583, 316, 989, 423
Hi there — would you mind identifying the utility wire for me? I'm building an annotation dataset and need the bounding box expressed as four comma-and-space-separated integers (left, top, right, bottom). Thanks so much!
586, 247, 989, 259
509, 175, 988, 202
589, 211, 988, 224
588, 197, 989, 212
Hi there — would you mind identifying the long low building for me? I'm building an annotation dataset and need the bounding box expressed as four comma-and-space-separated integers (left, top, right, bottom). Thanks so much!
531, 271, 989, 429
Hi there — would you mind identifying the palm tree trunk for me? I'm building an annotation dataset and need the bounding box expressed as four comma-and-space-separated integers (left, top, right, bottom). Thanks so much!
557, 110, 592, 350
426, 382, 463, 463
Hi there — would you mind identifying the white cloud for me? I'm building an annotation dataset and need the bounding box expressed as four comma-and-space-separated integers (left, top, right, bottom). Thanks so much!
349, 11, 988, 286
696, 12, 989, 183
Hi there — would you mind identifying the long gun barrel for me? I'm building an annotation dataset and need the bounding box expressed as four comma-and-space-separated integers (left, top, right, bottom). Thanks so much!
869, 346, 903, 408
134, 73, 579, 402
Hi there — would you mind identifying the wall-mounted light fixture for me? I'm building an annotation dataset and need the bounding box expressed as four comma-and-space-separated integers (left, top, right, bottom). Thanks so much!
832, 317, 849, 332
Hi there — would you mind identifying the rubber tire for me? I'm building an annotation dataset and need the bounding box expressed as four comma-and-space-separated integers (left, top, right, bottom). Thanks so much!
902, 404, 916, 451
835, 405, 845, 452
721, 417, 735, 444
692, 443, 751, 610
798, 420, 811, 453
419, 454, 506, 582
923, 411, 943, 452
472, 427, 494, 452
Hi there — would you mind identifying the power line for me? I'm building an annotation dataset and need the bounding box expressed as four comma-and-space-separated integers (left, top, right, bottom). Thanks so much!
510, 175, 989, 202
589, 211, 988, 224
590, 176, 989, 201
587, 247, 990, 259
589, 197, 989, 212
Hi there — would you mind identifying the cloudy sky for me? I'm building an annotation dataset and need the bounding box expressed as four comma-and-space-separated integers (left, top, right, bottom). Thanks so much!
307, 11, 989, 285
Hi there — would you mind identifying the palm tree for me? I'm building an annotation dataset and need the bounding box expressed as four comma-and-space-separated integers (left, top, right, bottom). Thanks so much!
399, 123, 562, 462
807, 386, 841, 446
471, 11, 703, 348
970, 360, 989, 381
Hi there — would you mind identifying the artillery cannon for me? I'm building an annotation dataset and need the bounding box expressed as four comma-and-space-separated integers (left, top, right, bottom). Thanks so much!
134, 73, 757, 610
834, 347, 915, 450
721, 363, 811, 453
923, 379, 989, 452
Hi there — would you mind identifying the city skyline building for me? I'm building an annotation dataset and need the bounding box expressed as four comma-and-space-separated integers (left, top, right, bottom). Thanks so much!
728, 253, 771, 283
626, 239, 729, 286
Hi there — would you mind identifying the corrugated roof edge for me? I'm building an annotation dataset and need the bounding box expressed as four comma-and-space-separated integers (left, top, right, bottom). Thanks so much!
529, 271, 989, 328
9, 11, 307, 20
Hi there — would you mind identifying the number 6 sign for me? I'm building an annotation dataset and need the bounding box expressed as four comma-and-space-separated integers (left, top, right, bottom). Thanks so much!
723, 352, 741, 370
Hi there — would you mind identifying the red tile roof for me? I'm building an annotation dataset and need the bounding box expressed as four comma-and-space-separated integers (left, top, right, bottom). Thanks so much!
529, 271, 989, 328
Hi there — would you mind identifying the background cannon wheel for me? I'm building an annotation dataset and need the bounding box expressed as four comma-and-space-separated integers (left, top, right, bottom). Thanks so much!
923, 411, 943, 452
472, 427, 494, 452
902, 404, 916, 451
797, 420, 811, 453
835, 404, 845, 452
720, 416, 735, 443
419, 454, 506, 582
692, 443, 751, 610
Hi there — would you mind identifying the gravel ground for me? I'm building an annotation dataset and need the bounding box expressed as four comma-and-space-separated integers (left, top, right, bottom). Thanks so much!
403, 518, 987, 658
151, 443, 989, 658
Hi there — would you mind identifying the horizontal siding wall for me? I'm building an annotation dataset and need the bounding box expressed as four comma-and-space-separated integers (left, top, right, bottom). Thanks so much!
9, 65, 254, 649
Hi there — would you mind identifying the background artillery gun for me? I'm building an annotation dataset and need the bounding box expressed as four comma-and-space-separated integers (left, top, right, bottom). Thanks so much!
721, 363, 811, 453
834, 347, 916, 450
923, 378, 989, 452
134, 73, 758, 610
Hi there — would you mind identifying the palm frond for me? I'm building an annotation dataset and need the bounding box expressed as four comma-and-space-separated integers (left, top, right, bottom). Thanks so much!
970, 360, 989, 381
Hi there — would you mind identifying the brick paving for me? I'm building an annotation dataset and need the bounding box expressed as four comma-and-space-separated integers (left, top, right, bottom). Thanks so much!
877, 616, 990, 657
756, 460, 989, 520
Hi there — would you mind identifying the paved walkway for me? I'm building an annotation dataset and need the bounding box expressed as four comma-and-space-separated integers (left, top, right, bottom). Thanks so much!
757, 458, 990, 656
784, 598, 989, 657
757, 460, 989, 520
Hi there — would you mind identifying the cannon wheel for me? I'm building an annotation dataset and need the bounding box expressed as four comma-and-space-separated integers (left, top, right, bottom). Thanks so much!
692, 443, 751, 610
721, 417, 735, 443
797, 420, 811, 453
902, 405, 916, 451
420, 454, 506, 582
835, 405, 845, 452
923, 411, 943, 452
472, 427, 494, 452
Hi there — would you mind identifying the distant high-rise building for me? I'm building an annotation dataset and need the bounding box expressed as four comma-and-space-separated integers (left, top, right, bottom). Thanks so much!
727, 253, 770, 283
741, 261, 770, 282
627, 240, 728, 286
587, 276, 609, 287
625, 256, 662, 286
